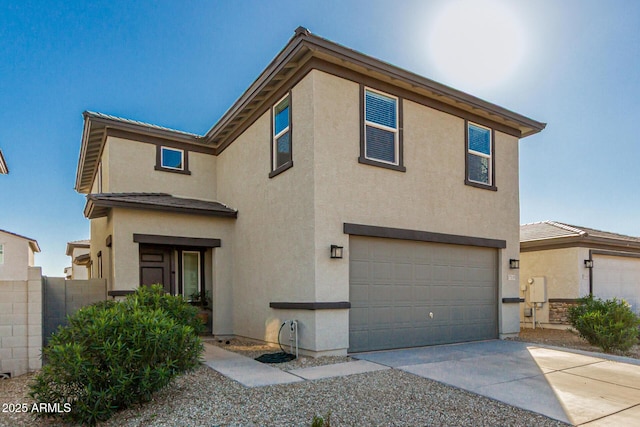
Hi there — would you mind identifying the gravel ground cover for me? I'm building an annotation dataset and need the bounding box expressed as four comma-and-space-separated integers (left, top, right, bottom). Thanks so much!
0, 331, 592, 427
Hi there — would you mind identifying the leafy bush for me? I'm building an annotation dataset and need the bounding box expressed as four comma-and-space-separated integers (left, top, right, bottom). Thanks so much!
30, 285, 203, 425
568, 295, 640, 353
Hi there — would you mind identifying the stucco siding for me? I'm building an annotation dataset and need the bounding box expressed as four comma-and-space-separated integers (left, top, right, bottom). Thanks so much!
216, 73, 317, 349
109, 208, 235, 335
105, 136, 217, 200
310, 70, 521, 339
519, 247, 588, 327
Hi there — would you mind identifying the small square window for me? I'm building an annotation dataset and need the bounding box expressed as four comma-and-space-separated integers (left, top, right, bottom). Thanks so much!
155, 146, 191, 175
161, 147, 184, 170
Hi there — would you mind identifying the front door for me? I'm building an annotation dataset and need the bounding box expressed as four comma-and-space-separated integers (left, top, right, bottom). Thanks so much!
139, 245, 173, 294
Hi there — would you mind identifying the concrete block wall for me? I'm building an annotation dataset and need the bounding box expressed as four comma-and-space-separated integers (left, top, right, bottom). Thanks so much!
0, 267, 42, 378
43, 278, 106, 345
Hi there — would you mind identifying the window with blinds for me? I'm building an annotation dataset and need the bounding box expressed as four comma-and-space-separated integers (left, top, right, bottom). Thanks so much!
364, 88, 398, 165
467, 122, 492, 186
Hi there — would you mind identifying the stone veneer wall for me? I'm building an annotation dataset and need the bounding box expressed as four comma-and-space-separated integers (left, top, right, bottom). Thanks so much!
0, 267, 42, 378
548, 299, 580, 325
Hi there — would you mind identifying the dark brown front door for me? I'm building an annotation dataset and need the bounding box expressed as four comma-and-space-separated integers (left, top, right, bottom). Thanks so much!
139, 245, 173, 294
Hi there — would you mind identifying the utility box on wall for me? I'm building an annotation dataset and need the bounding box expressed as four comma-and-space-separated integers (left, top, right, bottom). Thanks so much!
528, 276, 547, 303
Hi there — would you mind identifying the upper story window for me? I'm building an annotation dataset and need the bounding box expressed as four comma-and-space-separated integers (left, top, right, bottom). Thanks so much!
155, 145, 191, 175
466, 122, 496, 190
0, 244, 4, 264
161, 147, 184, 170
359, 87, 405, 172
270, 94, 293, 177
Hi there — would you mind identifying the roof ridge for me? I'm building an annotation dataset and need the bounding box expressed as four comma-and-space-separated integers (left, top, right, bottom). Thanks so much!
546, 221, 588, 237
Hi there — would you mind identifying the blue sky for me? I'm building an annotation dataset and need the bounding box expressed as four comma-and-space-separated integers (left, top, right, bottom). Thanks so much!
1, 0, 639, 275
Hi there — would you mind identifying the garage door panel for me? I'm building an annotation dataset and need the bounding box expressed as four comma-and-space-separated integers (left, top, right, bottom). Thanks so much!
593, 255, 640, 315
349, 236, 498, 352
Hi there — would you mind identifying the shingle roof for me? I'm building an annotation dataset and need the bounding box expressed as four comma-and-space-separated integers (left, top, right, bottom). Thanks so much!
84, 193, 238, 219
0, 228, 40, 252
521, 221, 640, 251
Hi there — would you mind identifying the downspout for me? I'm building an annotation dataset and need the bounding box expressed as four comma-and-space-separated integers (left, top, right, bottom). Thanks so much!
588, 249, 593, 296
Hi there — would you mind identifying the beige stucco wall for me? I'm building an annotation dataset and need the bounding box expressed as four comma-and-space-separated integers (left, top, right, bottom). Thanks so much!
71, 247, 90, 280
310, 70, 522, 340
102, 136, 217, 200
108, 208, 235, 335
90, 215, 113, 288
216, 72, 320, 352
0, 232, 34, 281
0, 267, 42, 377
519, 247, 590, 328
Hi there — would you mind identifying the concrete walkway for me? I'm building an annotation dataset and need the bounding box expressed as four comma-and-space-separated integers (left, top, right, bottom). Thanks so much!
202, 343, 387, 387
355, 340, 640, 426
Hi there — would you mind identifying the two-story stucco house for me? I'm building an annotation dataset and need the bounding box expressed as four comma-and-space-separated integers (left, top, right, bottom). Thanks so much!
75, 28, 545, 355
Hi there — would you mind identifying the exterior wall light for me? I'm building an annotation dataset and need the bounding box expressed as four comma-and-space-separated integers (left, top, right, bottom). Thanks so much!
330, 245, 344, 259
584, 259, 594, 268
509, 259, 519, 269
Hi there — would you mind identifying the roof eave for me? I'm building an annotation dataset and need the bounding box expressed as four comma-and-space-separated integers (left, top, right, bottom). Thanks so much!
521, 235, 640, 253
76, 112, 207, 194
204, 27, 546, 146
0, 149, 8, 174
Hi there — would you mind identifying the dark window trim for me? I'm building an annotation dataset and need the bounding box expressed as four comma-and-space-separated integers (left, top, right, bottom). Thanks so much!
133, 233, 221, 248
343, 222, 507, 249
269, 301, 351, 310
155, 145, 191, 175
358, 84, 406, 172
269, 91, 293, 178
465, 120, 497, 191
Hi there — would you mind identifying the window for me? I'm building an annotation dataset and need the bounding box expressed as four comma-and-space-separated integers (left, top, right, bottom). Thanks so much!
182, 251, 201, 301
466, 122, 495, 189
161, 147, 184, 170
0, 244, 3, 264
155, 146, 191, 175
270, 94, 292, 177
360, 87, 405, 171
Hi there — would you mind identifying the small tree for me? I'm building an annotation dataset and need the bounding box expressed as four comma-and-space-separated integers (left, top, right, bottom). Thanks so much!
568, 295, 640, 353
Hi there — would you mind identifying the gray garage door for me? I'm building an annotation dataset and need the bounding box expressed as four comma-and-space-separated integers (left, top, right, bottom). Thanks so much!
349, 236, 498, 352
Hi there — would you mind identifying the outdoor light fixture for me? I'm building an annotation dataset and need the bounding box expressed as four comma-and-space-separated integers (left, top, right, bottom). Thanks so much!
509, 259, 520, 269
330, 245, 344, 259
584, 259, 594, 269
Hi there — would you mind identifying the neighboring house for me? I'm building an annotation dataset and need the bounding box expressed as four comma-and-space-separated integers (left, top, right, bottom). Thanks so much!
65, 239, 91, 280
0, 149, 8, 174
75, 27, 545, 355
0, 229, 40, 281
0, 228, 42, 378
520, 221, 640, 328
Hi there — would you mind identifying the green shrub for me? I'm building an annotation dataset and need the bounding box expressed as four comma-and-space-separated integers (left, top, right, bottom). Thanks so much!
29, 285, 203, 425
124, 284, 206, 335
568, 295, 640, 353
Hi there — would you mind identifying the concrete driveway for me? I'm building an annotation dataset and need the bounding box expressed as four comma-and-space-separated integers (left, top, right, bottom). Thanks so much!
354, 340, 640, 426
